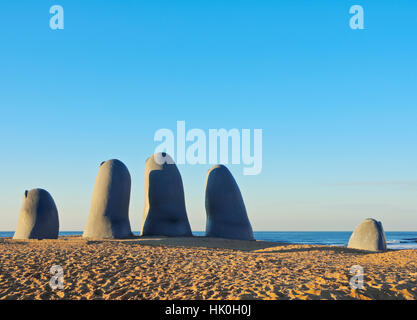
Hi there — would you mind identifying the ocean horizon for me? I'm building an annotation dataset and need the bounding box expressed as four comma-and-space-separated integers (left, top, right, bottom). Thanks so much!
2, 231, 416, 250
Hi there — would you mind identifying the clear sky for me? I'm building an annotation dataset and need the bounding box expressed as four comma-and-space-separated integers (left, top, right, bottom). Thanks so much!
0, 1, 416, 231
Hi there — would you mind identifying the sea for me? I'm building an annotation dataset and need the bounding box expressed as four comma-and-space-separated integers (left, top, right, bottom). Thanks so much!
1, 231, 416, 250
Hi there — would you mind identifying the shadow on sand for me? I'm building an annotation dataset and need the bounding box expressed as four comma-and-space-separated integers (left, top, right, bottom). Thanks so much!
3, 235, 388, 255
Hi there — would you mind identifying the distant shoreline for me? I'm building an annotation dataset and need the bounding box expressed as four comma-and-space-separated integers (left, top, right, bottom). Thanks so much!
1, 231, 416, 250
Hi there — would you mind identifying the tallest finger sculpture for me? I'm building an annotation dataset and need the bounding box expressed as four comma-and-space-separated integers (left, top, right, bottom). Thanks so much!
141, 152, 192, 237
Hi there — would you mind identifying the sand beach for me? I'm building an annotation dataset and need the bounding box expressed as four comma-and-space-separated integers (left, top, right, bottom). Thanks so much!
0, 236, 416, 300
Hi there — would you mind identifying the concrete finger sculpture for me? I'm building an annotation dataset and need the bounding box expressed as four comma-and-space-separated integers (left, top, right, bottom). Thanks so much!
83, 159, 133, 239
141, 152, 192, 236
13, 188, 59, 240
348, 218, 387, 251
205, 165, 254, 240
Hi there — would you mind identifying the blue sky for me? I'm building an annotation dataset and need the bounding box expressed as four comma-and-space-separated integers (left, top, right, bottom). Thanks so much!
0, 1, 416, 231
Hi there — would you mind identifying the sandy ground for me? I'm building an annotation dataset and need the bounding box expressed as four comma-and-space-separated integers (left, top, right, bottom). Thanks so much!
0, 236, 416, 300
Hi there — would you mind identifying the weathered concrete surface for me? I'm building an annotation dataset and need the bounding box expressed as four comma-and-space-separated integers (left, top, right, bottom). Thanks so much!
141, 153, 192, 237
83, 159, 132, 239
13, 188, 59, 240
205, 165, 254, 241
348, 218, 387, 251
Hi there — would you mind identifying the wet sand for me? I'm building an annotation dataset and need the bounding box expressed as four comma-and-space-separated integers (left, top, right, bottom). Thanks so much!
0, 236, 416, 300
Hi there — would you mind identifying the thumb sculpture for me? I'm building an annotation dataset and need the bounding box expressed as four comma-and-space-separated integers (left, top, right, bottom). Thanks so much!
348, 218, 387, 251
13, 188, 59, 240
205, 164, 254, 241
83, 159, 133, 239
141, 152, 192, 236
